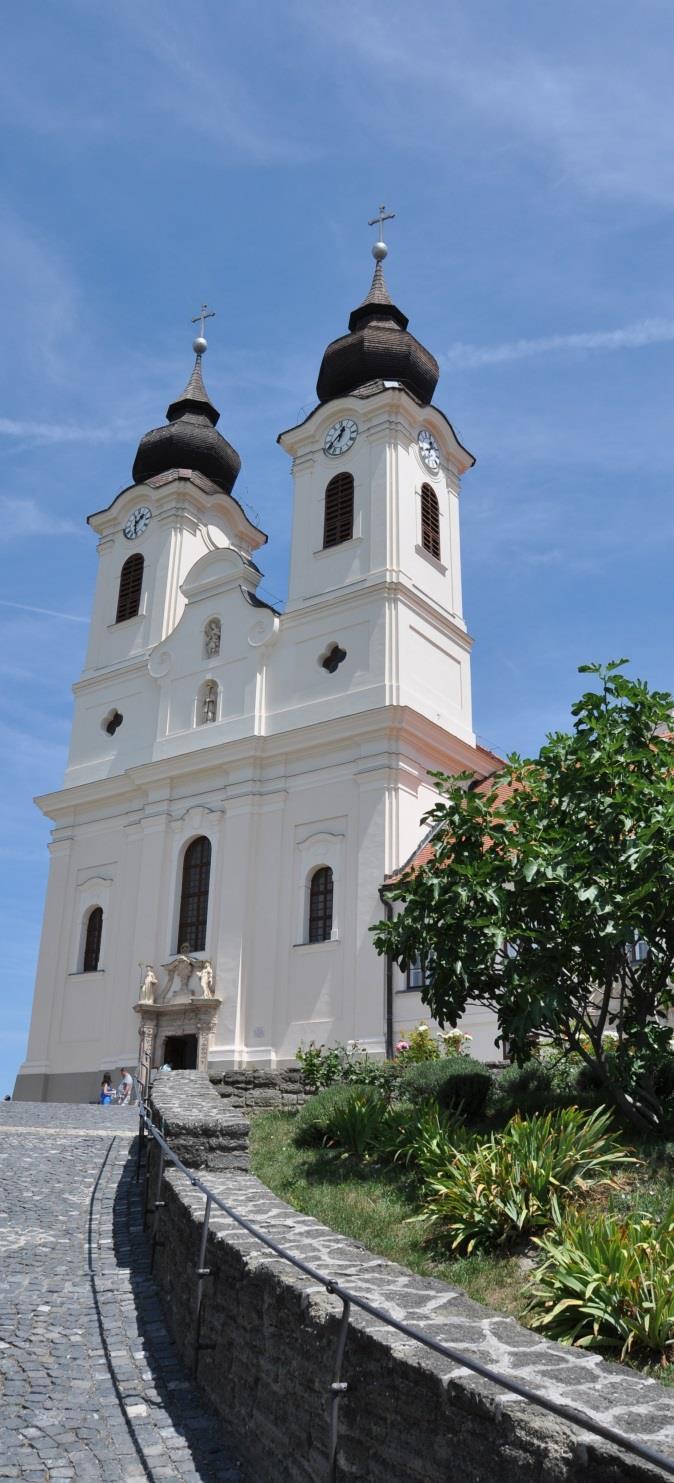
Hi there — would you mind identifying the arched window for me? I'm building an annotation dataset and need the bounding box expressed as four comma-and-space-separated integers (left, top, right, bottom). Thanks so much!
420, 484, 441, 561
115, 553, 144, 623
83, 906, 103, 972
308, 866, 333, 943
177, 836, 211, 953
323, 472, 354, 549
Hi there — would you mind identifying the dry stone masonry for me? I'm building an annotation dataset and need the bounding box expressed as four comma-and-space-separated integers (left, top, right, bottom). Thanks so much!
147, 1073, 674, 1483
208, 1064, 308, 1112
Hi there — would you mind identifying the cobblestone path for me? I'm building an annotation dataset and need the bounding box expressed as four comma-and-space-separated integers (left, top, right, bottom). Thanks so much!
0, 1103, 245, 1483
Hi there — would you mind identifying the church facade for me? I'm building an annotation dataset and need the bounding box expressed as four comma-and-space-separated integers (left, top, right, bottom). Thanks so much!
15, 239, 501, 1103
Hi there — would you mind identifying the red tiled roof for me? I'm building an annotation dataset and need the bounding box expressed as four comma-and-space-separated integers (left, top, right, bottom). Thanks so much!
384, 741, 506, 884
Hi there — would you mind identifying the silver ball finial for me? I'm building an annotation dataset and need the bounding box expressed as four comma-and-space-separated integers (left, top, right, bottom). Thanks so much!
368, 205, 395, 262
191, 304, 215, 355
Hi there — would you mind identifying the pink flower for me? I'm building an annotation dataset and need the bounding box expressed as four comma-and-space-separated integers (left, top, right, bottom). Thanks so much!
396, 1040, 410, 1053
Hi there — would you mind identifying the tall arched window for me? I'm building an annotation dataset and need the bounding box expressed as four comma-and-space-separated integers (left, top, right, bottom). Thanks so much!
177, 836, 212, 953
83, 906, 103, 972
308, 866, 333, 943
323, 472, 354, 549
420, 484, 441, 561
115, 553, 144, 623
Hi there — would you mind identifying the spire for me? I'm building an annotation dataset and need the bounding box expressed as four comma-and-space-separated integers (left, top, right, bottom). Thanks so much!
167, 305, 219, 425
132, 305, 241, 494
358, 256, 394, 310
358, 205, 396, 309
316, 210, 438, 406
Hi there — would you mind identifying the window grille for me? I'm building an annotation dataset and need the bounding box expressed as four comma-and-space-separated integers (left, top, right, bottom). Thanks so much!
177, 836, 211, 953
406, 954, 434, 990
83, 907, 103, 972
420, 484, 441, 561
323, 473, 354, 548
308, 866, 334, 943
115, 553, 144, 623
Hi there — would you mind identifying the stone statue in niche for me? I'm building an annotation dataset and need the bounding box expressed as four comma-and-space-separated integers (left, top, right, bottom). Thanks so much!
202, 681, 217, 724
138, 965, 158, 1003
194, 959, 215, 998
160, 951, 216, 1001
161, 952, 195, 1002
204, 618, 221, 658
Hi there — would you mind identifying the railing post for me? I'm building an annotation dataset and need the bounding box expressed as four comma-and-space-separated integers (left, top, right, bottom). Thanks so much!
135, 1109, 145, 1183
326, 1291, 350, 1483
194, 1193, 214, 1372
149, 1147, 165, 1273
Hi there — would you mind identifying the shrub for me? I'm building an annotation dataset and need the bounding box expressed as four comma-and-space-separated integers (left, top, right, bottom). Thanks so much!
395, 1024, 440, 1063
400, 1056, 492, 1118
524, 1203, 674, 1364
295, 1040, 399, 1097
654, 1052, 674, 1102
293, 1084, 388, 1156
492, 1060, 557, 1117
323, 1088, 389, 1157
420, 1106, 631, 1253
294, 1085, 361, 1146
377, 1099, 468, 1181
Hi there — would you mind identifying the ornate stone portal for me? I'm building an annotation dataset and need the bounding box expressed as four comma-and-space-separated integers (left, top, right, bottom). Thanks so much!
134, 957, 220, 1081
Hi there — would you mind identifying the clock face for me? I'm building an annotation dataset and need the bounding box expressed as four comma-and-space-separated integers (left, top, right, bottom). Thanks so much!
323, 418, 358, 457
418, 429, 441, 473
123, 506, 152, 540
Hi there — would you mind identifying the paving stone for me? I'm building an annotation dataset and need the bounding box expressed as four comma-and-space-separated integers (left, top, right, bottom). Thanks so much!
0, 1102, 246, 1482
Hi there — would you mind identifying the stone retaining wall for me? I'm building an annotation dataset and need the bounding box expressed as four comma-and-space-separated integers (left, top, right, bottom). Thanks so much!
148, 1072, 674, 1483
150, 1069, 249, 1171
208, 1063, 308, 1110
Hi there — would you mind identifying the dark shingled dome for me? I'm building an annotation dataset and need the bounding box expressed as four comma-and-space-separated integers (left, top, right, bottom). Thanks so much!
132, 356, 241, 494
316, 259, 439, 406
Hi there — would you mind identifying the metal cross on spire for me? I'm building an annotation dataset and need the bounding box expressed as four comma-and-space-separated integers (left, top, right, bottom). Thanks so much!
368, 204, 395, 237
192, 303, 216, 339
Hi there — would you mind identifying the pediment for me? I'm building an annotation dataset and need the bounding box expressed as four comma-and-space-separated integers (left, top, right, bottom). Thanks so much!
181, 546, 257, 603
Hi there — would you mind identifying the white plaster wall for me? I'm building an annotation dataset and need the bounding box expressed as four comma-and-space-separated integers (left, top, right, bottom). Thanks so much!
21, 710, 498, 1088
282, 389, 470, 625
19, 373, 499, 1095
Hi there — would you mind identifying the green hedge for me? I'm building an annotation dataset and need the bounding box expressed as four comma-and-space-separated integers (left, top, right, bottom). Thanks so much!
399, 1056, 492, 1117
492, 1060, 558, 1117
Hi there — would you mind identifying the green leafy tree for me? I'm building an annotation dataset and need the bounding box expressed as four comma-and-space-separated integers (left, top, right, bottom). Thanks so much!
373, 663, 674, 1132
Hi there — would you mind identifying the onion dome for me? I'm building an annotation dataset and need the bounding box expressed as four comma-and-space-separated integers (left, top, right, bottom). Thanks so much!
132, 322, 241, 495
316, 240, 439, 406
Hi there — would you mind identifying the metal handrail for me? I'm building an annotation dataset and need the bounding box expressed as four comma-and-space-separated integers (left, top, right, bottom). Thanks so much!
135, 1086, 674, 1481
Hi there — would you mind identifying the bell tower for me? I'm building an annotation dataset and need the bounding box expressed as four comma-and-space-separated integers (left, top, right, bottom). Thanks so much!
277, 217, 476, 744
64, 315, 266, 787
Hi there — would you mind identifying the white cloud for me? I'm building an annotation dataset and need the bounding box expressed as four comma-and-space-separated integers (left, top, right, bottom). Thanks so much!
0, 418, 132, 444
296, 0, 674, 207
444, 318, 674, 370
0, 599, 87, 623
0, 499, 82, 543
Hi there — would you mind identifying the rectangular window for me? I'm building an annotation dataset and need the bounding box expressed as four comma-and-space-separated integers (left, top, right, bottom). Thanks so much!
406, 954, 434, 990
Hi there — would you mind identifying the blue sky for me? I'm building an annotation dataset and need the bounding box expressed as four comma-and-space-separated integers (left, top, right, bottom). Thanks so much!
3, 0, 674, 1094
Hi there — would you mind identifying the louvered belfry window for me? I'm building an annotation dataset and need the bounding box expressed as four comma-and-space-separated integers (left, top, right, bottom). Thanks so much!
420, 484, 441, 561
83, 907, 103, 972
323, 472, 354, 548
177, 836, 211, 953
308, 866, 334, 943
115, 553, 144, 623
